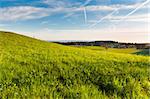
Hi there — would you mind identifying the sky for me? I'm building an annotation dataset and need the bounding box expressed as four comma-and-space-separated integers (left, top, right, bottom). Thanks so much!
0, 0, 150, 43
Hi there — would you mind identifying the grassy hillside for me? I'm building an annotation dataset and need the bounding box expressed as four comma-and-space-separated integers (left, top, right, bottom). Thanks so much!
0, 31, 150, 99
76, 46, 140, 54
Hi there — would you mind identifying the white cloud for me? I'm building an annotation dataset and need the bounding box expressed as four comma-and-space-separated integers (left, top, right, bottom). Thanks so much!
0, 6, 50, 21
43, 0, 69, 7
0, 6, 69, 21
76, 5, 116, 11
0, 5, 117, 21
63, 2, 149, 19
42, 0, 81, 8
0, 1, 149, 21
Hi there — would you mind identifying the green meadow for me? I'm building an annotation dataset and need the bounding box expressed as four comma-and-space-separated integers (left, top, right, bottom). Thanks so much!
76, 46, 150, 56
76, 46, 139, 54
0, 31, 150, 99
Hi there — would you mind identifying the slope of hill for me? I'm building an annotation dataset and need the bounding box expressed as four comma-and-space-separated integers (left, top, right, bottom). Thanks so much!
0, 31, 150, 99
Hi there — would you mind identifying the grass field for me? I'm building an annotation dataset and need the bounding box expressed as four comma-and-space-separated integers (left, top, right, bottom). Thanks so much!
76, 46, 140, 54
0, 31, 150, 99
77, 46, 150, 56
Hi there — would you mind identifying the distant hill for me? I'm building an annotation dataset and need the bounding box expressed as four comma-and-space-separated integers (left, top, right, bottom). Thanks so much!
0, 31, 149, 99
54, 41, 150, 49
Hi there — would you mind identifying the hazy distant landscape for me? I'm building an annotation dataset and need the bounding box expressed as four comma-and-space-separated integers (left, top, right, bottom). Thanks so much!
55, 41, 150, 56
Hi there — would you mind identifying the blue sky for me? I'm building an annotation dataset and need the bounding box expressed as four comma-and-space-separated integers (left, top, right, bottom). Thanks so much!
0, 0, 149, 43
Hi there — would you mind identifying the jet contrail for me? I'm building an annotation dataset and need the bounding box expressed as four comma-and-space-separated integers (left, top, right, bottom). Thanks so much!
89, 9, 119, 28
63, 0, 92, 19
83, 7, 87, 23
119, 0, 150, 22
81, 0, 92, 7
81, 0, 92, 23
89, 0, 150, 28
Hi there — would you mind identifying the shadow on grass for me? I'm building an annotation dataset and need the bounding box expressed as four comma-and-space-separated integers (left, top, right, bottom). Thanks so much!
133, 49, 150, 56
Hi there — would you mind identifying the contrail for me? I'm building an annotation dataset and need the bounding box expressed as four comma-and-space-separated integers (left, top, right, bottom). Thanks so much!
89, 0, 150, 28
83, 7, 87, 23
81, 0, 92, 24
119, 0, 150, 22
81, 0, 92, 7
89, 9, 119, 28
63, 0, 92, 19
81, 0, 92, 23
